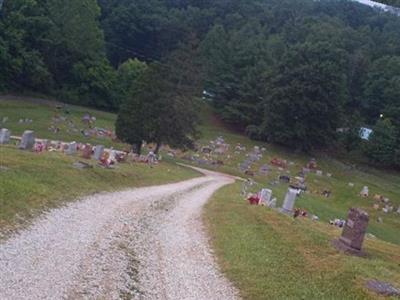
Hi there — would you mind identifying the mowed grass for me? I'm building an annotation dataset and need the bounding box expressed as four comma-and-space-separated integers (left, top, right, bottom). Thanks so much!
191, 106, 400, 245
0, 144, 199, 232
205, 183, 400, 300
0, 97, 124, 148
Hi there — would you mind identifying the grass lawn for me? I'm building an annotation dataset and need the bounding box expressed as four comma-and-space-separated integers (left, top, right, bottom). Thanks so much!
184, 106, 400, 246
0, 96, 201, 233
0, 97, 125, 148
0, 144, 199, 234
205, 182, 400, 300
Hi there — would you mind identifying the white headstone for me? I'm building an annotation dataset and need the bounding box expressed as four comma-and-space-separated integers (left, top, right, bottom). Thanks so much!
259, 189, 272, 205
268, 198, 277, 208
18, 130, 35, 150
281, 188, 298, 214
0, 128, 11, 144
360, 186, 369, 197
94, 145, 105, 160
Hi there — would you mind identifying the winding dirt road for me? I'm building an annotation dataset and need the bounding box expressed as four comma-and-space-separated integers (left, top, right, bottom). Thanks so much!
0, 168, 239, 300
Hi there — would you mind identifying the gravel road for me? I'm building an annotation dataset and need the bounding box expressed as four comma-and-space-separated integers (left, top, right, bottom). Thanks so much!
0, 168, 239, 300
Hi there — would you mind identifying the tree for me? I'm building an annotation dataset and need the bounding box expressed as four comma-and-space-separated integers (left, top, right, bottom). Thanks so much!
70, 58, 118, 110
375, 0, 400, 8
363, 56, 400, 124
259, 41, 347, 151
364, 119, 399, 167
116, 39, 203, 153
116, 58, 148, 106
115, 78, 148, 154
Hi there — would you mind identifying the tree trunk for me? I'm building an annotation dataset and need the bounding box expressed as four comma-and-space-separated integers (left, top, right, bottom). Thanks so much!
154, 141, 162, 154
133, 142, 142, 155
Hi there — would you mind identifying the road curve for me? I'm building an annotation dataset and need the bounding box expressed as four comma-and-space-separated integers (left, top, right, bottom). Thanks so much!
0, 167, 239, 300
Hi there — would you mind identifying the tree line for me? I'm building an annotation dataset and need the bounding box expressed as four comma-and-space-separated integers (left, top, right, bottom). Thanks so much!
376, 0, 400, 7
1, 0, 400, 167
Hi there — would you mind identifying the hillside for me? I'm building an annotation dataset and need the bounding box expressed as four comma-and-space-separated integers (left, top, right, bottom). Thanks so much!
0, 97, 199, 233
1, 97, 399, 298
194, 108, 400, 299
179, 106, 400, 246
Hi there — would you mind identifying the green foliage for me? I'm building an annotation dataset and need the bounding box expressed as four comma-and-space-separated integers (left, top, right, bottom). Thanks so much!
116, 58, 148, 106
2, 0, 400, 160
364, 119, 399, 167
70, 58, 118, 110
0, 0, 115, 109
363, 56, 400, 123
260, 42, 347, 150
116, 40, 203, 152
375, 0, 400, 7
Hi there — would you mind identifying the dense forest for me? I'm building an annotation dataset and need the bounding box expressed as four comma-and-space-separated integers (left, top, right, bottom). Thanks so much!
1, 0, 400, 166
377, 0, 400, 7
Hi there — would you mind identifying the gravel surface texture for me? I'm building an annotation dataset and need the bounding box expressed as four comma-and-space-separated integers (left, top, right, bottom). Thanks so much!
0, 168, 239, 300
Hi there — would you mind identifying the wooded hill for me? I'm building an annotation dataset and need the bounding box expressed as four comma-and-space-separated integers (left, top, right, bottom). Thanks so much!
1, 0, 400, 166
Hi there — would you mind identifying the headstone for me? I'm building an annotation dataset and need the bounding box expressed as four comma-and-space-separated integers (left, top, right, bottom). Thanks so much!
73, 161, 93, 169
360, 186, 369, 197
279, 175, 290, 183
239, 160, 251, 172
333, 208, 369, 255
268, 198, 277, 208
82, 144, 93, 159
93, 145, 104, 160
366, 280, 400, 297
259, 189, 272, 205
316, 170, 323, 176
18, 130, 35, 150
259, 164, 270, 176
280, 188, 298, 214
65, 142, 77, 155
0, 128, 11, 144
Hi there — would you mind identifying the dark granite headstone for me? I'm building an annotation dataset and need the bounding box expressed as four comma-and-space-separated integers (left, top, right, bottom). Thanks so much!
333, 208, 369, 255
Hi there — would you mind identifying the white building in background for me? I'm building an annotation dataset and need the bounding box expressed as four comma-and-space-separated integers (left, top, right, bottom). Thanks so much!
360, 127, 373, 140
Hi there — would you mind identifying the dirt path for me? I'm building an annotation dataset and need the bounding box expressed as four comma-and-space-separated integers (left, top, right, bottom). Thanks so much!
0, 168, 239, 300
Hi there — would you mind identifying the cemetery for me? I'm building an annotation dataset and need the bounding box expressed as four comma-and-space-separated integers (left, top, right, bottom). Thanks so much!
1, 98, 399, 299
0, 99, 201, 232
200, 109, 400, 299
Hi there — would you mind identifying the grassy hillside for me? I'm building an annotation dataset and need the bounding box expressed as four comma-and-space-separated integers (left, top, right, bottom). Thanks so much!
0, 97, 199, 234
188, 106, 400, 246
191, 106, 400, 245
205, 183, 400, 300
0, 96, 123, 148
199, 106, 400, 298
